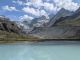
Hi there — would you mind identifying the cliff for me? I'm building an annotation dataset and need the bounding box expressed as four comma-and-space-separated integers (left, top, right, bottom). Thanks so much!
0, 16, 39, 41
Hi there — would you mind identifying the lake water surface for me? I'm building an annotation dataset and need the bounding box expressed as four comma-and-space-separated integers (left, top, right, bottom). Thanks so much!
0, 41, 80, 60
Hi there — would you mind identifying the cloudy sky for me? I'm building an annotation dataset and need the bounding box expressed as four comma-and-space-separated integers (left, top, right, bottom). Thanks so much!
0, 0, 80, 21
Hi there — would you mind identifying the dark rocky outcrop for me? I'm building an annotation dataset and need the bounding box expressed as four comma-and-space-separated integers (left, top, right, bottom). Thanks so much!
0, 16, 21, 34
0, 16, 39, 41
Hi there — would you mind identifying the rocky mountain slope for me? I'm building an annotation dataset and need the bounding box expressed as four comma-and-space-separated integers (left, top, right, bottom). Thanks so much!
30, 26, 80, 39
30, 15, 49, 27
17, 15, 50, 34
0, 15, 21, 34
30, 8, 80, 39
0, 15, 39, 41
47, 8, 74, 27
1, 7, 80, 40
54, 8, 80, 26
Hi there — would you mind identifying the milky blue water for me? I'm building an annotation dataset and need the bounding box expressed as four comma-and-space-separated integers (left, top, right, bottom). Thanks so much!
0, 41, 80, 60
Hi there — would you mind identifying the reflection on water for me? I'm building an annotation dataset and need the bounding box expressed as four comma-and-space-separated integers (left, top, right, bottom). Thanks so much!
0, 41, 80, 60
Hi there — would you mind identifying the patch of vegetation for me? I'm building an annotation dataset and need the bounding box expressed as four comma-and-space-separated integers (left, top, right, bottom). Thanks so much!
56, 19, 80, 26
0, 30, 39, 43
66, 35, 80, 39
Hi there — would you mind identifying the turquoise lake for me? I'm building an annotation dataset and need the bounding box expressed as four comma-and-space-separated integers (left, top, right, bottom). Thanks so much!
0, 41, 80, 60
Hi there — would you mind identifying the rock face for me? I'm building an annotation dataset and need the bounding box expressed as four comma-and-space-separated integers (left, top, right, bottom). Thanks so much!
30, 26, 80, 39
30, 8, 80, 39
0, 16, 39, 41
16, 21, 34, 34
54, 7, 80, 26
0, 16, 21, 34
17, 15, 50, 34
30, 15, 49, 27
47, 8, 73, 27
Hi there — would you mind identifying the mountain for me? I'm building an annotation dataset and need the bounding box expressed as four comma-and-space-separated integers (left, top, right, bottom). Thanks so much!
17, 15, 50, 33
54, 7, 80, 26
0, 15, 39, 41
30, 15, 49, 27
47, 8, 74, 27
30, 26, 80, 39
0, 15, 21, 34
75, 7, 80, 13
16, 21, 33, 34
0, 15, 10, 21
30, 8, 80, 39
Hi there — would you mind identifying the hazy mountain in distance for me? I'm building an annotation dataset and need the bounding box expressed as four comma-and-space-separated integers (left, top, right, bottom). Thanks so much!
47, 8, 74, 27
75, 7, 80, 13
17, 15, 50, 33
0, 15, 10, 21
30, 15, 49, 27
16, 20, 34, 34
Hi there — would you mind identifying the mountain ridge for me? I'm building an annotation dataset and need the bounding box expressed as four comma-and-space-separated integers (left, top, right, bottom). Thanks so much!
54, 7, 80, 26
47, 8, 74, 27
30, 7, 80, 39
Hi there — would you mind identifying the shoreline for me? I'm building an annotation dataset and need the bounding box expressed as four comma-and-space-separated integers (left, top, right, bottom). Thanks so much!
0, 39, 80, 44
